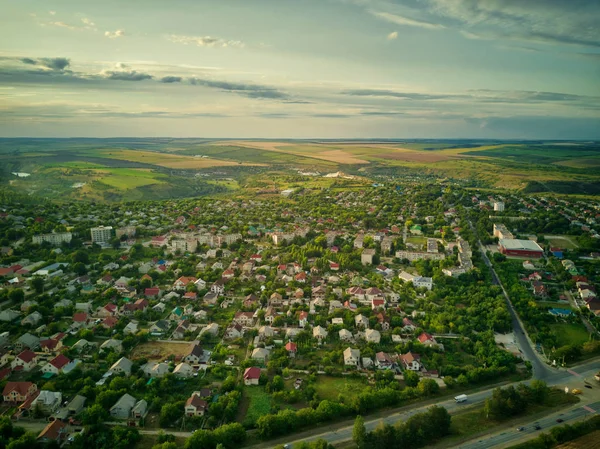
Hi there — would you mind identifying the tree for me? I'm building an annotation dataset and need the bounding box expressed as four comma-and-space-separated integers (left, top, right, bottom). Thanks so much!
73, 262, 87, 276
353, 415, 366, 449
403, 370, 420, 387
160, 403, 183, 427
8, 289, 24, 303
29, 276, 44, 294
418, 378, 440, 396
80, 403, 108, 425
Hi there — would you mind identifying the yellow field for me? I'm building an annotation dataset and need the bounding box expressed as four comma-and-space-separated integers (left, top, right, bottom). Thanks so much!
130, 341, 192, 361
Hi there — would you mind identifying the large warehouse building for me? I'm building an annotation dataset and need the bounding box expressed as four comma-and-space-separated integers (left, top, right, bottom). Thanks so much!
498, 239, 544, 258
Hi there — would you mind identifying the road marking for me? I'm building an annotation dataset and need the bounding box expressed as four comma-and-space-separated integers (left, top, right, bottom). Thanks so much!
583, 405, 596, 413
567, 369, 581, 377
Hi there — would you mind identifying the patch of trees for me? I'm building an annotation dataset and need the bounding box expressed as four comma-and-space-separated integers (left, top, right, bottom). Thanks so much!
484, 381, 550, 420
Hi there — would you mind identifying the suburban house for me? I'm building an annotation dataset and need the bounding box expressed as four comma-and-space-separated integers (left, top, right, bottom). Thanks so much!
3, 382, 37, 403
110, 357, 133, 375
365, 329, 381, 344
37, 420, 67, 443
355, 314, 369, 329
185, 393, 208, 417
233, 311, 255, 327
11, 350, 38, 371
41, 354, 71, 376
173, 362, 194, 378
339, 329, 353, 342
375, 352, 394, 370
141, 362, 169, 378
343, 347, 361, 366
225, 323, 244, 340
400, 351, 422, 371
184, 343, 204, 365
100, 339, 123, 353
31, 390, 62, 415
243, 367, 261, 386
417, 332, 438, 347
251, 348, 270, 363
110, 393, 137, 419
132, 399, 148, 419
313, 325, 328, 341
285, 341, 297, 357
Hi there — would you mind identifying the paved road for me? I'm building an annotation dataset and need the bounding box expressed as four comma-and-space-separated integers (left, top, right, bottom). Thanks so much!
456, 400, 600, 449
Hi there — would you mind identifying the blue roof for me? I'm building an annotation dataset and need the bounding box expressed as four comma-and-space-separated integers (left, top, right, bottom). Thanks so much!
549, 308, 573, 316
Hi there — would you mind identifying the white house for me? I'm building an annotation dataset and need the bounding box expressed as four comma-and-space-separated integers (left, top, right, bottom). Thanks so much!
365, 329, 381, 344
343, 347, 361, 366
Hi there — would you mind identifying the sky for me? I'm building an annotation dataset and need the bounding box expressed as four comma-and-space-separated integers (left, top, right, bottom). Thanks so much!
0, 0, 599, 139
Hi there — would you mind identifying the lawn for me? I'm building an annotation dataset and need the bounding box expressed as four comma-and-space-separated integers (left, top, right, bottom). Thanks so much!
550, 323, 591, 347
241, 387, 272, 426
313, 376, 368, 401
544, 236, 579, 250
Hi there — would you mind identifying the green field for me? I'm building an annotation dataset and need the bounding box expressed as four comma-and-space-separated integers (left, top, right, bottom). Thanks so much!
94, 168, 166, 189
545, 236, 579, 250
550, 323, 591, 347
242, 387, 272, 426
313, 376, 368, 401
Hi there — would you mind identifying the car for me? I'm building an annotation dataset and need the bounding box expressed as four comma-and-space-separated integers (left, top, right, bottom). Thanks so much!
556, 418, 564, 423
585, 385, 592, 389
517, 427, 525, 431
534, 424, 541, 430
572, 389, 582, 395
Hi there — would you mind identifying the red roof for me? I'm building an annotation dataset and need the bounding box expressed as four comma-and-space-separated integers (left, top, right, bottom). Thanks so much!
285, 341, 297, 352
38, 419, 66, 441
186, 395, 207, 409
73, 312, 88, 322
418, 332, 434, 343
2, 381, 34, 397
0, 368, 11, 380
145, 287, 160, 296
103, 317, 118, 328
243, 367, 261, 380
40, 339, 59, 350
17, 350, 37, 363
50, 354, 70, 370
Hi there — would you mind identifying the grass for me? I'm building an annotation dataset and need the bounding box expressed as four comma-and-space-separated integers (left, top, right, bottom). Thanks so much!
94, 168, 166, 190
313, 376, 368, 401
242, 387, 273, 426
545, 236, 579, 250
549, 323, 592, 347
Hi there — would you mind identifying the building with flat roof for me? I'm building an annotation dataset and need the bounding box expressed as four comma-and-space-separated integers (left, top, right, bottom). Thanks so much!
498, 238, 544, 258
493, 223, 514, 240
493, 201, 505, 212
32, 233, 72, 246
91, 226, 113, 244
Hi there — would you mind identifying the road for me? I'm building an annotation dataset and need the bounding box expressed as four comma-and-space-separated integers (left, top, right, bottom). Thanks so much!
456, 400, 600, 449
249, 360, 600, 449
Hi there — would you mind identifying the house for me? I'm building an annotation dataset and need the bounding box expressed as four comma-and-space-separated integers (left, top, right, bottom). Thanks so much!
66, 395, 87, 416
313, 325, 328, 341
365, 329, 381, 344
145, 287, 161, 298
199, 323, 219, 337
3, 382, 37, 403
141, 362, 170, 378
173, 276, 197, 291
96, 303, 118, 318
225, 323, 244, 340
72, 312, 89, 329
376, 313, 390, 331
233, 311, 255, 327
185, 393, 208, 417
0, 309, 21, 322
417, 332, 437, 347
184, 343, 204, 365
264, 306, 278, 324
16, 332, 40, 351
132, 399, 148, 419
251, 347, 270, 363
339, 329, 353, 341
110, 357, 133, 375
41, 354, 71, 375
21, 311, 43, 327
399, 351, 422, 371
211, 279, 226, 295
71, 339, 92, 353
343, 347, 361, 366
110, 394, 137, 419
243, 367, 261, 386
259, 325, 275, 339
285, 341, 297, 357
173, 362, 194, 378
11, 350, 38, 371
355, 314, 369, 329
101, 316, 119, 329
149, 320, 170, 334
39, 335, 64, 353
37, 419, 67, 443
100, 339, 123, 354
31, 390, 62, 414
402, 318, 417, 332
375, 352, 394, 370
361, 249, 376, 265
123, 321, 139, 335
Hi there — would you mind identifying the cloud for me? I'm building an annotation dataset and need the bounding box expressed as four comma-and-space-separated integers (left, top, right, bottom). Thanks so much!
81, 18, 95, 27
48, 21, 79, 30
370, 11, 445, 30
159, 76, 183, 83
428, 0, 600, 48
105, 70, 152, 81
105, 30, 125, 39
168, 34, 245, 49
49, 11, 56, 16
19, 57, 70, 71
188, 77, 289, 99
387, 31, 398, 40
342, 89, 448, 100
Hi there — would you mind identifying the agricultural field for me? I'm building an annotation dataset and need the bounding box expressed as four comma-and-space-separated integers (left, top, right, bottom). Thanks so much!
129, 341, 193, 362
239, 387, 272, 426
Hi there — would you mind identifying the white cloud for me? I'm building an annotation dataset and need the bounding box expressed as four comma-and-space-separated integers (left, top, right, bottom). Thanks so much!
81, 18, 95, 26
370, 11, 445, 30
168, 34, 245, 49
49, 11, 56, 16
105, 30, 125, 39
387, 31, 398, 40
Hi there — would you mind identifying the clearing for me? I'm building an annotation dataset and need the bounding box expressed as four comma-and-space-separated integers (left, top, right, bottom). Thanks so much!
544, 235, 579, 250
130, 341, 192, 361
313, 376, 368, 401
239, 387, 272, 426
549, 323, 591, 347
